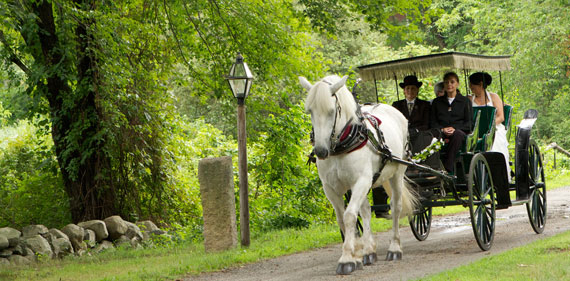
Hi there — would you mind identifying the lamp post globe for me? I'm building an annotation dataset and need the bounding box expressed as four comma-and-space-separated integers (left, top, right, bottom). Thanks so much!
226, 53, 253, 104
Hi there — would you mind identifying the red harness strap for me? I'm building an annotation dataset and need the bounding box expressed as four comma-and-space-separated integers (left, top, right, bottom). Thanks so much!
336, 115, 382, 154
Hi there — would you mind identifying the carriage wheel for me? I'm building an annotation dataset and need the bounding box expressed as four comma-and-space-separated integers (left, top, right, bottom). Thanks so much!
526, 140, 547, 234
409, 205, 432, 241
467, 153, 496, 251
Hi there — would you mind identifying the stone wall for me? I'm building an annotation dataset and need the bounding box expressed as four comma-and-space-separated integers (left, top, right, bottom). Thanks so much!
0, 216, 168, 266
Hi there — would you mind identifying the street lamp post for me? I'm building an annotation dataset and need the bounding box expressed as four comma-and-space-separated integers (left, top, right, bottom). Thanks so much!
225, 53, 253, 247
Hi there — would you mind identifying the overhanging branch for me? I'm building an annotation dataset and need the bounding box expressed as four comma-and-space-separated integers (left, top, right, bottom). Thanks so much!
0, 30, 30, 74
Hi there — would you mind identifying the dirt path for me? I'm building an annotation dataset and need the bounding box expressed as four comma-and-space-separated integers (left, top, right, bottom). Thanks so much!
184, 186, 570, 281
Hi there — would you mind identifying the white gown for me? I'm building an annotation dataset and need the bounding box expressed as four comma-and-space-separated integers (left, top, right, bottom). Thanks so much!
471, 91, 511, 181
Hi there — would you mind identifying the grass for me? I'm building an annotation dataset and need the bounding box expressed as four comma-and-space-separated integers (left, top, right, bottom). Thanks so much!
418, 230, 570, 281
2, 170, 568, 280
0, 219, 400, 281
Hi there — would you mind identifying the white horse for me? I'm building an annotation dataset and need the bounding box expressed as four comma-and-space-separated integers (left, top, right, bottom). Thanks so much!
300, 75, 418, 275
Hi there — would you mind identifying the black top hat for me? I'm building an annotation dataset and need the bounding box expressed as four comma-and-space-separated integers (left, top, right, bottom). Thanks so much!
399, 75, 423, 89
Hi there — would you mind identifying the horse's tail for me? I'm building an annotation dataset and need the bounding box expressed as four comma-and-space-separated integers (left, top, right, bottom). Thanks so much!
401, 177, 420, 217
382, 179, 419, 218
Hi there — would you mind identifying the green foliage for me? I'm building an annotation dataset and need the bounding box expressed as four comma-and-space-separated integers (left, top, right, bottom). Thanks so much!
0, 120, 70, 228
248, 101, 332, 232
298, 0, 438, 45
541, 143, 570, 184
87, 2, 184, 223
539, 85, 570, 147
165, 0, 327, 139
346, 0, 437, 46
421, 0, 570, 147
165, 118, 236, 236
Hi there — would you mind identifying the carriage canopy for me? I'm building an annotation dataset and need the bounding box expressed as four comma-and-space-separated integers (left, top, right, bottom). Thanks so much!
357, 52, 511, 81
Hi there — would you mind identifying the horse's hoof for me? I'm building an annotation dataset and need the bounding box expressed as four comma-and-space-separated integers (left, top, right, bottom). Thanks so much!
385, 251, 402, 261
336, 262, 357, 275
363, 253, 377, 265
356, 260, 363, 270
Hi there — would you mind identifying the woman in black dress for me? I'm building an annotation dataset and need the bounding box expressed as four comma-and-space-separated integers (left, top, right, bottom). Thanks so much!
429, 72, 472, 173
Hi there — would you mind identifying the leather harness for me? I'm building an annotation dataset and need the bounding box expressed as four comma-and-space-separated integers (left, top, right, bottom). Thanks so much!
308, 88, 394, 184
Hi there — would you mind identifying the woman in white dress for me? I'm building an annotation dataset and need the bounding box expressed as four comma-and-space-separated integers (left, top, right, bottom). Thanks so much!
468, 72, 511, 181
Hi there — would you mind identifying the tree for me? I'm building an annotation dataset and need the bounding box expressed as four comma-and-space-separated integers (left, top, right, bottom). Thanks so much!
165, 0, 328, 138
0, 0, 177, 222
298, 0, 438, 46
0, 0, 332, 224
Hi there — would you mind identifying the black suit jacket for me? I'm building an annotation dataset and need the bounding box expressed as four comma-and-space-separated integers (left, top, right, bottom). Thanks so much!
430, 93, 472, 133
392, 98, 430, 131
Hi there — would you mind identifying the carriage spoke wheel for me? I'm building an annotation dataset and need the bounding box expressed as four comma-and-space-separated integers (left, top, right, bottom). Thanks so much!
467, 153, 496, 251
526, 140, 547, 234
409, 205, 432, 241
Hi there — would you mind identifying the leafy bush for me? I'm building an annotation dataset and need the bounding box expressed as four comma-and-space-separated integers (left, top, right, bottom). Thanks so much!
541, 144, 570, 182
161, 117, 237, 238
247, 101, 334, 233
0, 120, 71, 228
260, 214, 310, 231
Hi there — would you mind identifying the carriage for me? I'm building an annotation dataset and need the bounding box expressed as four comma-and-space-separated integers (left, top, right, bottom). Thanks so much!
299, 52, 545, 275
356, 52, 546, 251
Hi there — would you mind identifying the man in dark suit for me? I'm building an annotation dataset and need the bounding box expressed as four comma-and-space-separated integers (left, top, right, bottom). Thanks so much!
391, 75, 431, 131
373, 75, 431, 218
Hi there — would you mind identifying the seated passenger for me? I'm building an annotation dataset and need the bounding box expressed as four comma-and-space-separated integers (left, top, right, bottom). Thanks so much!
432, 81, 445, 102
468, 72, 511, 181
430, 72, 472, 173
374, 76, 431, 218
392, 75, 430, 132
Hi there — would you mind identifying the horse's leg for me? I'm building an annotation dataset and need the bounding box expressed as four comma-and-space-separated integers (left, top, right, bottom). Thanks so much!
386, 173, 404, 261
336, 178, 370, 275
359, 197, 377, 265
322, 186, 346, 237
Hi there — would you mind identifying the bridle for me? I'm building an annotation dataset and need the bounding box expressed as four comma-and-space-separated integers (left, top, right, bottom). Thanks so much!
329, 93, 344, 150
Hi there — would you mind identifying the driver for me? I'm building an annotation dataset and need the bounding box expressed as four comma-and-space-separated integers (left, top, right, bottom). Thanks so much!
392, 75, 431, 132
374, 75, 431, 219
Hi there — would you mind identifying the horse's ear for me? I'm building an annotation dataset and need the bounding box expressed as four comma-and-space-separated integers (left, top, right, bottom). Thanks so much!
330, 75, 348, 94
299, 76, 312, 91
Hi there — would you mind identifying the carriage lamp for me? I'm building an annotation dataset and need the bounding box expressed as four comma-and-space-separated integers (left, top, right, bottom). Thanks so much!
226, 52, 254, 104
225, 52, 253, 247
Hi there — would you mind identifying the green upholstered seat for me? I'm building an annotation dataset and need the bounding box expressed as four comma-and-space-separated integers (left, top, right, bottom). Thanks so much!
466, 106, 496, 153
503, 105, 513, 140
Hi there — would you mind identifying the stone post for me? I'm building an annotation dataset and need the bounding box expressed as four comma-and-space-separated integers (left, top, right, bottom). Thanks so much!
198, 156, 238, 252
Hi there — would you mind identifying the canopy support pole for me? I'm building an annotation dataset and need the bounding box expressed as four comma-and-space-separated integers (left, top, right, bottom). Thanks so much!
463, 69, 469, 95
373, 72, 379, 103
394, 74, 399, 101
499, 71, 504, 103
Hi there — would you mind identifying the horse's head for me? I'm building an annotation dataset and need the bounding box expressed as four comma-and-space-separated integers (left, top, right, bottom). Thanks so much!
300, 75, 356, 159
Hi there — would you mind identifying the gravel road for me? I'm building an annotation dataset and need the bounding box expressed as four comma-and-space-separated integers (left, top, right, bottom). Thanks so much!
184, 185, 570, 281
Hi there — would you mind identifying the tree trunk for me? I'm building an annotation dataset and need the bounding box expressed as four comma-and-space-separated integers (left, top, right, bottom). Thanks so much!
32, 0, 115, 222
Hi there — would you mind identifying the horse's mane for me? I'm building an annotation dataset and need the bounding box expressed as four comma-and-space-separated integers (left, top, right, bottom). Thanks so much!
305, 75, 359, 124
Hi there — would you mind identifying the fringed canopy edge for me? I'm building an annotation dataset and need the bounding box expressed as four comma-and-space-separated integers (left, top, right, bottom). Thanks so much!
357, 52, 512, 82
